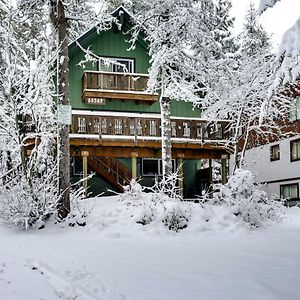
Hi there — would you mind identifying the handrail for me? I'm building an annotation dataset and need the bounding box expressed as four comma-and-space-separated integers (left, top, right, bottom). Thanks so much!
84, 70, 150, 77
88, 156, 131, 187
72, 114, 231, 141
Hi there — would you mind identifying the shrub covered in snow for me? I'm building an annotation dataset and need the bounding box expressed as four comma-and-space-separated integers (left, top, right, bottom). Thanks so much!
0, 174, 58, 230
121, 175, 191, 232
218, 169, 284, 228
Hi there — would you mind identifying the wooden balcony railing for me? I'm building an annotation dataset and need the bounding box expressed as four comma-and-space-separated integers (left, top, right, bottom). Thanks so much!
82, 71, 158, 104
71, 113, 230, 143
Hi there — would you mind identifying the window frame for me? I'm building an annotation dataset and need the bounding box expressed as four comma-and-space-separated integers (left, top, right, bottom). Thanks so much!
270, 144, 280, 162
142, 158, 176, 177
289, 97, 300, 122
280, 183, 299, 200
98, 56, 135, 73
290, 138, 300, 162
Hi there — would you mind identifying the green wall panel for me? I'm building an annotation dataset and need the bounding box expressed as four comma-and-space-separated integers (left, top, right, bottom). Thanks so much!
69, 28, 202, 117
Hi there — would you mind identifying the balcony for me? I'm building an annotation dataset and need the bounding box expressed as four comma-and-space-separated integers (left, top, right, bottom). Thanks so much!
70, 111, 230, 146
82, 71, 158, 105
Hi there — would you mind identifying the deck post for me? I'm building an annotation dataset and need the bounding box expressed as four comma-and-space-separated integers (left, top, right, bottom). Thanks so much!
221, 154, 228, 185
131, 152, 138, 179
177, 155, 184, 197
81, 150, 89, 196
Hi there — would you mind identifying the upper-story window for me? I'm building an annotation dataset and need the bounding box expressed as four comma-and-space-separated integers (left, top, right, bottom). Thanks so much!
291, 139, 300, 161
289, 97, 300, 121
270, 144, 280, 161
99, 57, 135, 73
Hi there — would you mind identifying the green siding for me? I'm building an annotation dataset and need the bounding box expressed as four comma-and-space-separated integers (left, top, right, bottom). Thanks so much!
69, 28, 201, 117
183, 159, 202, 198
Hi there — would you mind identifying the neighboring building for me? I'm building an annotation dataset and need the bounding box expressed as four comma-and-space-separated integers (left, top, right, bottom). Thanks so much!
68, 7, 230, 197
236, 94, 300, 204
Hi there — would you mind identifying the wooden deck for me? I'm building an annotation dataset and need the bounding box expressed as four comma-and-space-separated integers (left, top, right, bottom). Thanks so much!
70, 111, 231, 159
82, 71, 158, 104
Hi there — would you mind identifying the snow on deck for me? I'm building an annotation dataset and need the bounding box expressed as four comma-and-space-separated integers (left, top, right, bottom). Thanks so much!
1, 196, 300, 300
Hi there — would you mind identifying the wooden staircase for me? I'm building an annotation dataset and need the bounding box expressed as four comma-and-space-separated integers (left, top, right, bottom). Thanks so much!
87, 156, 132, 192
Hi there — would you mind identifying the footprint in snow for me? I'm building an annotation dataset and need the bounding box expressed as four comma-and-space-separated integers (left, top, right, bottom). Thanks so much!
27, 260, 128, 300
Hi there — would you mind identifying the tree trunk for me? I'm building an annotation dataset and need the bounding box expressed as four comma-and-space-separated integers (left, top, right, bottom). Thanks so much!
160, 96, 172, 179
50, 0, 70, 219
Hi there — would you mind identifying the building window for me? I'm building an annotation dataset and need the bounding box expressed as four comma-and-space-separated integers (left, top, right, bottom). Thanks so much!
183, 122, 190, 138
94, 119, 100, 134
291, 139, 300, 161
78, 117, 86, 133
280, 184, 299, 200
72, 158, 83, 176
114, 119, 123, 134
99, 57, 135, 73
142, 158, 176, 176
171, 122, 177, 137
149, 120, 157, 136
289, 97, 300, 121
101, 118, 108, 134
270, 144, 280, 161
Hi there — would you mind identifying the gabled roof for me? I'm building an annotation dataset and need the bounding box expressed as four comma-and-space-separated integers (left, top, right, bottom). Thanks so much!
69, 6, 144, 54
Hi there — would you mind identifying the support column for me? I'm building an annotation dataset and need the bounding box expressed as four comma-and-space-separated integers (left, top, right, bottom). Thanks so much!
177, 154, 184, 197
131, 152, 138, 179
209, 159, 212, 186
81, 150, 89, 196
221, 154, 228, 185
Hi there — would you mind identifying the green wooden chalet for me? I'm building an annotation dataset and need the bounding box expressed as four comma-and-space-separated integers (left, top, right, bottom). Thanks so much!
69, 6, 229, 197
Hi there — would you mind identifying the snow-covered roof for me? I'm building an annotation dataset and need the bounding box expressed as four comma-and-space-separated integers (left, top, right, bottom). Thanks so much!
68, 6, 135, 51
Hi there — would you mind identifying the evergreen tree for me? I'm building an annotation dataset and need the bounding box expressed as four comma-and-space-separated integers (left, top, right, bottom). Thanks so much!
213, 0, 237, 55
240, 2, 270, 56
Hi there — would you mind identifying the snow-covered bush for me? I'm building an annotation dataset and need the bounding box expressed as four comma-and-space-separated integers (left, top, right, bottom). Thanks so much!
122, 174, 191, 232
161, 201, 190, 232
0, 173, 58, 230
120, 179, 146, 204
218, 169, 284, 228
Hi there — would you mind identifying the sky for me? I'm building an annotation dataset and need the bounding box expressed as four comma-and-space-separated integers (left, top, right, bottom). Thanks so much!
231, 0, 300, 48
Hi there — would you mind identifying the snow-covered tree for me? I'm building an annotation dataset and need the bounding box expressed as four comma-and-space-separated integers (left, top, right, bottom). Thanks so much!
17, 0, 112, 219
213, 0, 237, 55
259, 0, 300, 90
0, 2, 59, 229
203, 3, 290, 171
130, 0, 225, 181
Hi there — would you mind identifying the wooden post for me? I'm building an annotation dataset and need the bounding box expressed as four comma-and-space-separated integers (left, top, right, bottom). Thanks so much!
81, 151, 89, 196
221, 154, 228, 185
209, 159, 212, 186
177, 155, 184, 197
131, 152, 138, 179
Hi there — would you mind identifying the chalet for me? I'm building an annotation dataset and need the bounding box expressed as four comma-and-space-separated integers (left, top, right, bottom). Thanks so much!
68, 6, 230, 197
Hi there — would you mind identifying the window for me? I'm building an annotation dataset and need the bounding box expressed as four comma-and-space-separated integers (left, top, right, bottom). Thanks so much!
99, 57, 134, 73
289, 97, 300, 121
142, 158, 176, 176
78, 117, 86, 133
101, 118, 108, 134
94, 119, 100, 134
182, 122, 190, 138
270, 144, 280, 161
72, 158, 83, 176
291, 139, 300, 161
171, 122, 177, 137
149, 120, 157, 136
114, 119, 123, 135
280, 184, 299, 200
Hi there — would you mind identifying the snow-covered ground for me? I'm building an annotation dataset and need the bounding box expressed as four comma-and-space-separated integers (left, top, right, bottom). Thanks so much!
1, 196, 300, 300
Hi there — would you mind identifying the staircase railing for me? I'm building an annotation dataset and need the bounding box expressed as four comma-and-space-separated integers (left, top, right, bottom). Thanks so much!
87, 156, 132, 190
